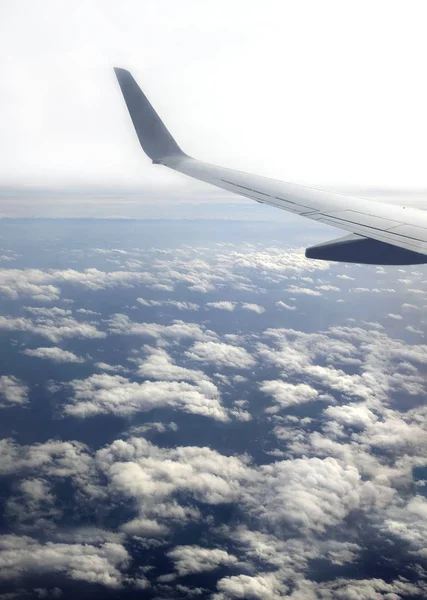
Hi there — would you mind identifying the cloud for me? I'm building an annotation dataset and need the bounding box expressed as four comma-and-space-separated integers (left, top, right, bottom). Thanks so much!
0, 270, 60, 301
351, 287, 383, 293
65, 373, 229, 422
52, 528, 125, 546
24, 307, 72, 317
227, 527, 361, 578
132, 246, 331, 300
136, 346, 208, 383
0, 438, 92, 481
276, 301, 296, 311
218, 248, 329, 277
186, 341, 255, 369
50, 268, 156, 291
126, 422, 178, 436
91, 435, 373, 544
206, 301, 236, 311
0, 535, 130, 588
316, 284, 340, 292
95, 437, 250, 520
167, 545, 238, 576
23, 347, 84, 363
258, 325, 427, 408
241, 303, 265, 314
243, 457, 364, 535
137, 298, 199, 311
213, 573, 287, 599
285, 285, 321, 296
2, 242, 427, 595
311, 577, 427, 599
95, 362, 128, 373
355, 416, 427, 455
3, 365, 427, 596
120, 518, 169, 538
0, 253, 18, 263
379, 495, 427, 561
406, 325, 424, 335
0, 267, 161, 301
402, 303, 420, 311
323, 404, 378, 430
108, 314, 216, 342
0, 376, 29, 407
76, 308, 101, 315
303, 364, 373, 401
5, 477, 61, 532
0, 314, 105, 343
260, 380, 319, 411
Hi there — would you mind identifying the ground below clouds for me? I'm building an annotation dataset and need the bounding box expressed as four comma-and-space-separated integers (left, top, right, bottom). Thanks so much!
0, 219, 427, 599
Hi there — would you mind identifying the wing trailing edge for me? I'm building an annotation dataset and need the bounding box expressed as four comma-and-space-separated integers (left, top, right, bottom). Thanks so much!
305, 233, 427, 265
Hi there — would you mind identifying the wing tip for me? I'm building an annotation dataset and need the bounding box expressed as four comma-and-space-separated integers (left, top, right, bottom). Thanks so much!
113, 66, 186, 163
113, 67, 132, 81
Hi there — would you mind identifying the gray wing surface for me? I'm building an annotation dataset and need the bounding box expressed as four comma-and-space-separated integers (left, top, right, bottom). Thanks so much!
114, 67, 427, 265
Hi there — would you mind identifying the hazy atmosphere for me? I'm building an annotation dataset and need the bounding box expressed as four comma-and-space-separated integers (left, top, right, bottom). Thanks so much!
3, 1, 427, 216
2, 2, 427, 599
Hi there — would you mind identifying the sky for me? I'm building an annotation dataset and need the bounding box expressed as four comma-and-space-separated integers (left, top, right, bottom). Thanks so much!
2, 0, 427, 213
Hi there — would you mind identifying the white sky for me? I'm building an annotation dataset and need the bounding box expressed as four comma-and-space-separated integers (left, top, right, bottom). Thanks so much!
2, 0, 427, 194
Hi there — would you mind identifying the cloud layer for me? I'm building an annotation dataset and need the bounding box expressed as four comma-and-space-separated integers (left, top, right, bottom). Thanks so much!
1, 235, 427, 598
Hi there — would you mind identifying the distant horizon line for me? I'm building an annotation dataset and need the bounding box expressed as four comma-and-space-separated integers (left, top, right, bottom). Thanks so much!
2, 184, 427, 198
0, 216, 308, 223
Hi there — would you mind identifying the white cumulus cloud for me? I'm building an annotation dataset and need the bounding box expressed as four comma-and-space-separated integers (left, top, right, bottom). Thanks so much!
23, 347, 84, 363
186, 341, 255, 369
0, 376, 28, 407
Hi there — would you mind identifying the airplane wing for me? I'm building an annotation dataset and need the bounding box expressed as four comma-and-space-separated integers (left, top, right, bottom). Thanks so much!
114, 67, 427, 265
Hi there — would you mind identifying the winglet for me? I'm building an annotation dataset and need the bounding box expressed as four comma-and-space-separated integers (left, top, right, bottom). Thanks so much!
114, 68, 187, 163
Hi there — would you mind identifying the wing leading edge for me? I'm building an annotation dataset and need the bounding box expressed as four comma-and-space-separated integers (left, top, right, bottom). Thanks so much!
114, 67, 427, 265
